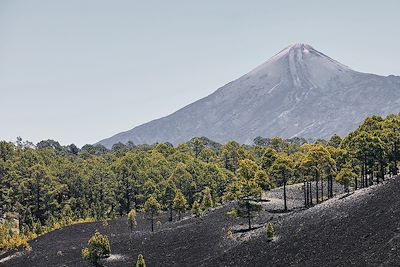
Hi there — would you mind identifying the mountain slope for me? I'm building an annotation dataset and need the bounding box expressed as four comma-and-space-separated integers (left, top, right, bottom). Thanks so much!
3, 178, 400, 266
98, 44, 400, 147
215, 177, 400, 266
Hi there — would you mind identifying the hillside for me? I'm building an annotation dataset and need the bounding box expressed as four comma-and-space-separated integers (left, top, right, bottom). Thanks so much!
98, 44, 400, 148
2, 178, 400, 266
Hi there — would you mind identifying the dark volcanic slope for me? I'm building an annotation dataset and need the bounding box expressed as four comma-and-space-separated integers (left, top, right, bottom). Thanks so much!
98, 44, 400, 148
2, 178, 400, 267
217, 177, 400, 267
1, 206, 235, 267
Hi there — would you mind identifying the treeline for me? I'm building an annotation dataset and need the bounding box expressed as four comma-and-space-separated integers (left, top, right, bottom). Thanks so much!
0, 114, 399, 250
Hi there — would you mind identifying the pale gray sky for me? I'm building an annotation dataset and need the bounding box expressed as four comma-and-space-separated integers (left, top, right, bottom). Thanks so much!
1, 0, 399, 147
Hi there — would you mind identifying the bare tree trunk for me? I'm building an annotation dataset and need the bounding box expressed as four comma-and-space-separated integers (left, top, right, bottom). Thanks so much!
169, 204, 173, 222
321, 179, 324, 202
315, 170, 319, 204
303, 181, 307, 207
151, 214, 154, 232
394, 140, 398, 175
247, 201, 251, 230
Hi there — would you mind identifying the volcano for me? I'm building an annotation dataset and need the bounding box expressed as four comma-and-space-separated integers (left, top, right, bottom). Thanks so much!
98, 44, 400, 147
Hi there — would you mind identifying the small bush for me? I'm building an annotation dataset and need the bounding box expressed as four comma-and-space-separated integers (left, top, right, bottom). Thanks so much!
136, 254, 146, 267
81, 231, 111, 265
227, 208, 238, 218
0, 223, 30, 251
201, 187, 214, 210
266, 222, 274, 241
191, 201, 202, 217
127, 209, 137, 231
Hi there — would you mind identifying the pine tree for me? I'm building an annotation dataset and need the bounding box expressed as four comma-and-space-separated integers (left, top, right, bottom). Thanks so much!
270, 155, 294, 211
163, 179, 176, 222
200, 186, 214, 210
136, 254, 146, 267
113, 153, 140, 214
81, 231, 111, 266
127, 209, 137, 232
143, 196, 161, 232
336, 166, 357, 193
299, 145, 336, 205
173, 190, 188, 220
191, 200, 202, 217
225, 160, 263, 230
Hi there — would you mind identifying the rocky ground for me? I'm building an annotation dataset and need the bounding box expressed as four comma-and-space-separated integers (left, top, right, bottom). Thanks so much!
2, 178, 398, 267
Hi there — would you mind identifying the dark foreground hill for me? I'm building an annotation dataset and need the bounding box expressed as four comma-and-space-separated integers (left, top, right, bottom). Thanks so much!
2, 178, 400, 266
98, 44, 400, 147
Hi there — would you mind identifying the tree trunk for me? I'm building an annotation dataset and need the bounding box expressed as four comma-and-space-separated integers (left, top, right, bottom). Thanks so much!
247, 201, 251, 230
370, 165, 374, 186
315, 170, 319, 204
169, 204, 173, 222
125, 181, 130, 214
151, 214, 154, 232
394, 139, 398, 175
364, 156, 368, 187
309, 181, 313, 205
283, 180, 287, 211
361, 164, 364, 188
321, 178, 324, 202
327, 176, 331, 199
306, 181, 309, 206
355, 175, 358, 191
303, 181, 307, 207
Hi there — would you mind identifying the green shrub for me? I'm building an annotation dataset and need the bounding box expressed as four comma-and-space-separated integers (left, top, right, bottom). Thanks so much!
136, 254, 146, 267
81, 231, 111, 265
191, 201, 202, 217
266, 222, 274, 241
201, 186, 214, 210
127, 209, 137, 231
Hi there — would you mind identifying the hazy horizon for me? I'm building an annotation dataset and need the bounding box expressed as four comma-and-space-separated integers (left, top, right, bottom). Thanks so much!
1, 0, 400, 147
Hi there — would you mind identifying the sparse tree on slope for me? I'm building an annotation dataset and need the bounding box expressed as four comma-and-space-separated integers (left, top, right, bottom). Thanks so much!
173, 190, 188, 220
136, 254, 146, 267
162, 179, 176, 221
82, 231, 111, 266
299, 145, 335, 204
127, 209, 137, 232
266, 222, 274, 241
226, 178, 262, 230
191, 200, 202, 217
225, 159, 263, 230
201, 186, 214, 210
336, 166, 357, 193
270, 155, 294, 211
143, 196, 161, 232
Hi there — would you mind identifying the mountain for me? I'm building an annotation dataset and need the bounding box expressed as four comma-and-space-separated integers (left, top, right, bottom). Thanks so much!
98, 44, 400, 148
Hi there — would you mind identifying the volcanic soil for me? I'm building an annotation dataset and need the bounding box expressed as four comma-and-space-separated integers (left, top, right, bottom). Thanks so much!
1, 178, 399, 267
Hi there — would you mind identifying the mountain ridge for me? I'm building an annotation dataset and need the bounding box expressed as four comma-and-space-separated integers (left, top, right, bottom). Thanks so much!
98, 44, 400, 148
